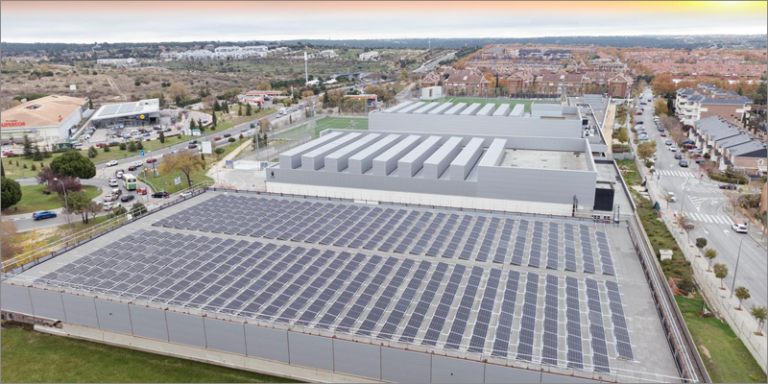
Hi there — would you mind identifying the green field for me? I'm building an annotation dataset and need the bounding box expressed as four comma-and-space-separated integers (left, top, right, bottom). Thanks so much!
5, 185, 100, 215
274, 117, 369, 140
675, 297, 767, 383
427, 97, 560, 113
0, 326, 292, 383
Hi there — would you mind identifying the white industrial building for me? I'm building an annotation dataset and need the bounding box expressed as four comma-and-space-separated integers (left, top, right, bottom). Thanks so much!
0, 95, 89, 145
317, 50, 338, 59
96, 58, 137, 68
359, 51, 379, 61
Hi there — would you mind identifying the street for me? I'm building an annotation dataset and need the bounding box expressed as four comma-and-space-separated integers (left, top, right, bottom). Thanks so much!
632, 87, 767, 321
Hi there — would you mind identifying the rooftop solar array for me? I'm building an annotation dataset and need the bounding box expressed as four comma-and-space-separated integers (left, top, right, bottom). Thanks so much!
153, 195, 616, 275
32, 222, 633, 373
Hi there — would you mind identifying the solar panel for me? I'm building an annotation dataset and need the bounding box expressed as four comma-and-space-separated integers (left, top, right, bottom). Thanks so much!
516, 272, 539, 362
541, 275, 559, 366
459, 217, 486, 260
510, 220, 529, 265
492, 219, 514, 264
467, 268, 501, 353
399, 263, 450, 343
596, 231, 616, 276
356, 259, 416, 336
377, 261, 432, 339
394, 213, 433, 254
585, 278, 611, 373
411, 213, 446, 255
444, 266, 484, 349
422, 265, 466, 346
443, 216, 473, 259
605, 281, 634, 360
546, 223, 559, 270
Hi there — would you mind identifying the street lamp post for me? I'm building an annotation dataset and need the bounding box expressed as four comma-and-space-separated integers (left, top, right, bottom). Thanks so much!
54, 177, 70, 228
730, 234, 750, 299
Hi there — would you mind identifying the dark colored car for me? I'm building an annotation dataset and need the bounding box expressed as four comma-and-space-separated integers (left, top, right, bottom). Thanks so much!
188, 144, 198, 149
719, 183, 738, 190
679, 160, 689, 167
674, 153, 682, 160
152, 191, 170, 198
32, 211, 57, 220
120, 194, 135, 203
695, 157, 707, 164
190, 140, 198, 144
636, 121, 643, 125
108, 141, 120, 147
223, 133, 232, 138
128, 165, 139, 171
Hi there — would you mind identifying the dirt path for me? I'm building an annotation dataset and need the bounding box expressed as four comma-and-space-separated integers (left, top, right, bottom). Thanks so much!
106, 76, 127, 101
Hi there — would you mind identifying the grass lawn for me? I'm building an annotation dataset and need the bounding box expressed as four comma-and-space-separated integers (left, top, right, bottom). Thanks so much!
139, 141, 241, 194
675, 297, 767, 383
0, 326, 294, 383
274, 117, 369, 140
428, 97, 560, 113
5, 185, 100, 215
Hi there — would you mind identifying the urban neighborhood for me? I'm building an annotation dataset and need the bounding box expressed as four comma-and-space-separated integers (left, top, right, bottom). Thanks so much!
1, 1, 767, 384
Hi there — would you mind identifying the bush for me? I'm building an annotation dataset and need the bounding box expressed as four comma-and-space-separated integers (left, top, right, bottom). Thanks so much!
228, 137, 236, 143
137, 142, 144, 150
103, 145, 110, 152
119, 143, 127, 150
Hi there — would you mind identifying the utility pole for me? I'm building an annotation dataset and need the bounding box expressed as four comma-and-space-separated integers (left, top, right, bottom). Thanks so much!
304, 51, 308, 86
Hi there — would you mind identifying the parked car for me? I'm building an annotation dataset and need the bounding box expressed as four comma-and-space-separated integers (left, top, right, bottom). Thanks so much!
145, 158, 157, 164
32, 211, 57, 220
109, 178, 119, 187
111, 188, 122, 197
719, 183, 738, 190
214, 136, 222, 141
95, 143, 106, 148
684, 143, 696, 149
106, 160, 118, 167
108, 141, 120, 147
683, 139, 695, 144
679, 160, 689, 167
667, 192, 677, 202
223, 133, 232, 138
695, 157, 707, 164
660, 132, 667, 137
120, 194, 135, 203
682, 218, 695, 230
674, 153, 682, 160
128, 165, 139, 171
152, 191, 170, 198
180, 191, 193, 198
665, 140, 673, 146
137, 187, 148, 195
636, 121, 643, 125
669, 145, 677, 152
188, 144, 198, 149
190, 140, 198, 144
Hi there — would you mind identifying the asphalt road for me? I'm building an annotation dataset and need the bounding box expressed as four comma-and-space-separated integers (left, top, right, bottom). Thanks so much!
634, 87, 767, 320
412, 51, 456, 74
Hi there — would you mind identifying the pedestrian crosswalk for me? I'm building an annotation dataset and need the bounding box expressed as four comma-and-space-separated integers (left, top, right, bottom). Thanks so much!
656, 170, 695, 178
680, 212, 735, 226
684, 184, 723, 194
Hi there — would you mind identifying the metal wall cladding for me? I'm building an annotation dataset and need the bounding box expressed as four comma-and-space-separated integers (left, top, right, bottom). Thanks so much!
431, 355, 486, 383
165, 311, 206, 348
95, 299, 132, 334
28, 288, 65, 320
61, 294, 99, 328
204, 318, 246, 355
129, 305, 169, 341
287, 332, 334, 371
332, 339, 381, 380
244, 325, 289, 363
1, 284, 33, 315
381, 347, 432, 383
485, 364, 542, 383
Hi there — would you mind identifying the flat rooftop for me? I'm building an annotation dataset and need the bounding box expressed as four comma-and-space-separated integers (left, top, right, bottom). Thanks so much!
7, 192, 681, 383
500, 149, 589, 171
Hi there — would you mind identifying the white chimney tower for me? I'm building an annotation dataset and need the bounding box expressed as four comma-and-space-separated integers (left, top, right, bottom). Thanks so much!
304, 51, 309, 85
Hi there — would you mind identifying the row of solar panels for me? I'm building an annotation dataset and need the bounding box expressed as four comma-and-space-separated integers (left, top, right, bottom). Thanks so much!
153, 195, 616, 275
35, 229, 633, 371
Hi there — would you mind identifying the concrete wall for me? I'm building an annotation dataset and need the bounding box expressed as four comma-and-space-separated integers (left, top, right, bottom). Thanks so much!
3, 284, 602, 383
368, 111, 582, 138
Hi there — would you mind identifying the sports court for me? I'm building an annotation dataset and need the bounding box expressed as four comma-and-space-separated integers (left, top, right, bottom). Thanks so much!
428, 98, 560, 113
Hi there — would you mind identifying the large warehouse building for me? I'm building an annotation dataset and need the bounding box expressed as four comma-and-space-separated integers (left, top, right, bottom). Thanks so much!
88, 98, 160, 129
0, 95, 89, 144
2, 191, 690, 383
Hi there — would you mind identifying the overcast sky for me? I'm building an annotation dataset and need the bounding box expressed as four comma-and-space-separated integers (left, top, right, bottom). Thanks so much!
2, 1, 766, 43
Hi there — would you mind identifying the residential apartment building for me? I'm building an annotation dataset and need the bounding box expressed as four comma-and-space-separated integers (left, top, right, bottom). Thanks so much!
442, 69, 491, 97
317, 50, 338, 59
675, 83, 752, 126
358, 51, 379, 61
691, 116, 766, 174
533, 71, 631, 97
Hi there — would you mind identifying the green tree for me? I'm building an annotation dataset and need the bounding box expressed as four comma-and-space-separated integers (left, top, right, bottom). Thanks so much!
130, 202, 148, 217
119, 142, 127, 150
713, 263, 728, 289
246, 103, 252, 116
159, 131, 166, 144
88, 98, 93, 109
159, 150, 205, 188
22, 134, 34, 158
212, 112, 217, 128
214, 147, 226, 161
1, 176, 22, 210
137, 142, 144, 151
198, 119, 203, 130
616, 128, 628, 145
64, 190, 99, 224
695, 238, 707, 254
88, 146, 98, 159
50, 151, 96, 179
750, 306, 767, 335
128, 141, 137, 152
189, 119, 196, 129
637, 141, 657, 160
238, 104, 243, 116
103, 145, 110, 152
734, 286, 750, 310
43, 148, 52, 158
704, 248, 717, 271
32, 149, 43, 161
213, 99, 221, 111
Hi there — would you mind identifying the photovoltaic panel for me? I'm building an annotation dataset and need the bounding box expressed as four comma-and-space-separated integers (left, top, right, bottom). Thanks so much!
422, 265, 466, 346
585, 278, 611, 373
444, 266, 484, 349
511, 220, 529, 265
443, 216, 473, 259
492, 219, 514, 264
605, 281, 634, 360
492, 270, 521, 357
356, 259, 416, 336
475, 217, 499, 262
377, 261, 432, 339
273, 252, 350, 322
459, 217, 486, 260
516, 272, 539, 361
426, 214, 459, 256
565, 276, 584, 369
398, 263, 450, 343
411, 213, 446, 255
541, 275, 559, 366
546, 223, 559, 270
596, 231, 616, 276
467, 268, 501, 353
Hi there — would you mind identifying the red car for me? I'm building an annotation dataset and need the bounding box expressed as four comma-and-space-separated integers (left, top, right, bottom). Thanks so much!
2, 151, 14, 157
636, 111, 643, 115
145, 158, 157, 164
214, 136, 222, 141
95, 143, 106, 148
137, 187, 148, 195
660, 132, 667, 137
